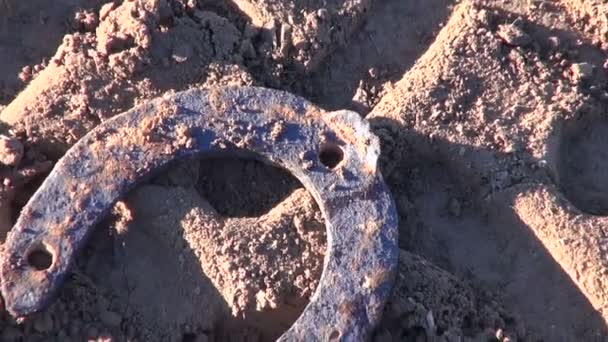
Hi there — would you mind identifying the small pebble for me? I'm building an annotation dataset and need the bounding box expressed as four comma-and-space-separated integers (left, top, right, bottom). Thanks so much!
497, 24, 531, 46
496, 328, 505, 340
503, 335, 517, 342
0, 135, 24, 166
570, 62, 594, 82
547, 36, 560, 51
18, 65, 32, 82
172, 44, 193, 63
279, 23, 292, 57
425, 310, 436, 335
368, 67, 378, 78
317, 8, 329, 20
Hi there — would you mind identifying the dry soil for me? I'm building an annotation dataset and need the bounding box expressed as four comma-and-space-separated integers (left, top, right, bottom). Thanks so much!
1, 0, 608, 341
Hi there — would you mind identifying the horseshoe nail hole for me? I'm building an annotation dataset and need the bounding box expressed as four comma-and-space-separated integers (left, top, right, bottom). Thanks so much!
27, 245, 53, 271
319, 143, 344, 169
329, 330, 341, 340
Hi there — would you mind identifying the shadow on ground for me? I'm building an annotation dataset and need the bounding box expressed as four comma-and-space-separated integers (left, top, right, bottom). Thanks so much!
371, 116, 608, 341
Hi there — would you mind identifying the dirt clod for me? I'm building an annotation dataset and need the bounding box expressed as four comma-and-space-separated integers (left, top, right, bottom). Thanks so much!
571, 62, 595, 82
497, 23, 531, 46
0, 135, 23, 166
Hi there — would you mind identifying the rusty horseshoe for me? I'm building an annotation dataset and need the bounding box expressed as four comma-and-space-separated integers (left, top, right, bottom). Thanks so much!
1, 86, 398, 340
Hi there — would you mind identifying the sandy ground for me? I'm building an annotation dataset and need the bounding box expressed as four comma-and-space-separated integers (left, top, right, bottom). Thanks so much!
1, 0, 608, 341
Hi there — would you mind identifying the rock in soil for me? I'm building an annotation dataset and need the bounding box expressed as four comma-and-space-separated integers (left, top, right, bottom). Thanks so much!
0, 135, 23, 166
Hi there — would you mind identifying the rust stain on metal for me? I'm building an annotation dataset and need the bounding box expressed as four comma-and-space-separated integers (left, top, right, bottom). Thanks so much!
0, 86, 398, 340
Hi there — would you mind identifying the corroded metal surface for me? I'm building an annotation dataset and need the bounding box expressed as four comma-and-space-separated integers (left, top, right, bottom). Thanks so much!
0, 86, 398, 340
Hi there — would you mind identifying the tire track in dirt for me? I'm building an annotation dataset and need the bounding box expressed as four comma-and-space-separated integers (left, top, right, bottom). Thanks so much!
368, 0, 608, 339
227, 0, 373, 73
299, 0, 455, 113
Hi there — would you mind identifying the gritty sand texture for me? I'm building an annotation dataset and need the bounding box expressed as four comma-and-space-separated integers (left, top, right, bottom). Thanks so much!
1, 0, 608, 341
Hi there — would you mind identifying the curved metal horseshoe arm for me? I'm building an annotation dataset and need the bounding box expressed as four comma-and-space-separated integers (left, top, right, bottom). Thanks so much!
1, 87, 398, 340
